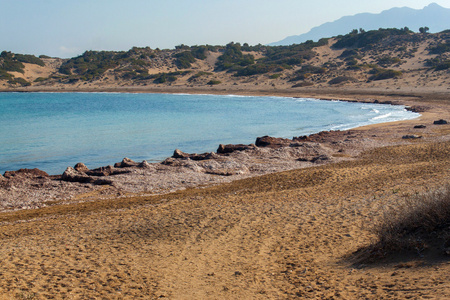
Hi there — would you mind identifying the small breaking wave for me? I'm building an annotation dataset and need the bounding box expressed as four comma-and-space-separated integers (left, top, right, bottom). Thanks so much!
371, 113, 392, 121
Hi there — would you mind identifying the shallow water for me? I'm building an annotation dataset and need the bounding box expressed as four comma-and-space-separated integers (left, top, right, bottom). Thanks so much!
0, 92, 419, 175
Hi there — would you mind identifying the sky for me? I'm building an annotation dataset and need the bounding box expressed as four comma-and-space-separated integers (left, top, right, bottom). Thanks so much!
1, 0, 449, 58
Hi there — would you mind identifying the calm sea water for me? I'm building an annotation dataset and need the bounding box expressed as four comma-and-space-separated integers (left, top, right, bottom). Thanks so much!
0, 92, 419, 175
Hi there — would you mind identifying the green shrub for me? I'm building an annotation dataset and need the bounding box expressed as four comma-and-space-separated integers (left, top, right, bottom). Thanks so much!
215, 42, 255, 71
191, 46, 208, 60
426, 57, 450, 70
153, 73, 177, 83
235, 64, 275, 76
0, 51, 25, 73
369, 68, 402, 81
58, 48, 154, 80
207, 80, 221, 85
8, 77, 31, 86
296, 64, 326, 74
435, 61, 450, 71
339, 49, 359, 58
15, 54, 45, 66
333, 28, 411, 50
269, 73, 281, 79
188, 71, 212, 82
377, 56, 402, 67
428, 42, 450, 55
34, 77, 48, 82
148, 71, 190, 84
0, 70, 14, 80
174, 51, 196, 68
59, 50, 121, 79
1, 60, 25, 73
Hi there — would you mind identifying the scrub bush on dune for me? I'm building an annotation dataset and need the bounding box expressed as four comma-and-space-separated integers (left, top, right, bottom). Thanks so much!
358, 185, 450, 260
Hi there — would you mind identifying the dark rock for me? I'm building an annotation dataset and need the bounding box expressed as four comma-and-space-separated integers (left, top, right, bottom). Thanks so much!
61, 167, 113, 185
92, 178, 113, 185
138, 160, 152, 168
294, 130, 350, 143
294, 135, 309, 141
402, 135, 422, 139
86, 165, 113, 176
433, 119, 448, 125
217, 144, 254, 154
311, 155, 330, 163
4, 168, 49, 179
74, 162, 89, 172
87, 165, 131, 176
61, 167, 92, 183
191, 152, 219, 161
407, 106, 427, 113
114, 157, 139, 168
173, 149, 219, 161
173, 149, 190, 159
161, 157, 178, 166
289, 142, 307, 147
413, 125, 426, 129
255, 136, 292, 148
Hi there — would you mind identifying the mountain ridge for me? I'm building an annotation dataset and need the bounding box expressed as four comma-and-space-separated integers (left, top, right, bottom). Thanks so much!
270, 3, 450, 46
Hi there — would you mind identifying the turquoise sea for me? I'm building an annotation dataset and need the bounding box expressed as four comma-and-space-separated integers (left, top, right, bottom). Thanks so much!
0, 92, 419, 175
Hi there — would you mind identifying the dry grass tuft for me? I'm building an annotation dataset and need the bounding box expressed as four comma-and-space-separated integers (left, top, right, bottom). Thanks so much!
357, 184, 450, 261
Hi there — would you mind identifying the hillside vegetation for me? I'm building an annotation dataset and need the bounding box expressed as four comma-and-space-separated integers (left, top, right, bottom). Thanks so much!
1, 28, 449, 91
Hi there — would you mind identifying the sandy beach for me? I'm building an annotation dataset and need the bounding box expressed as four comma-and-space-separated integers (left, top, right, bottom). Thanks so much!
0, 86, 449, 299
1, 30, 450, 298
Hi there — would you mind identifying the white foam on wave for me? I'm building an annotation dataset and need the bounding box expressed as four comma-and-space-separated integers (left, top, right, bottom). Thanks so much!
371, 112, 392, 121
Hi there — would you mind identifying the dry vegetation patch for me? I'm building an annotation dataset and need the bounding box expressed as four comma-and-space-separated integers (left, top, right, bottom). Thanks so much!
356, 184, 450, 262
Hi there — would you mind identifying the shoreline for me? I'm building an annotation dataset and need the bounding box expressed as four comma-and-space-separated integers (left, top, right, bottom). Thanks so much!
0, 88, 422, 176
0, 87, 449, 212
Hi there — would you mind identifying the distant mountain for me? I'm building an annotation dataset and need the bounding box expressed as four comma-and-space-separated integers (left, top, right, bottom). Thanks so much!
270, 3, 450, 46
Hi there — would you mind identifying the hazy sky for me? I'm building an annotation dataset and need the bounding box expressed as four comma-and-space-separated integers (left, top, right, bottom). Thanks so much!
1, 0, 448, 58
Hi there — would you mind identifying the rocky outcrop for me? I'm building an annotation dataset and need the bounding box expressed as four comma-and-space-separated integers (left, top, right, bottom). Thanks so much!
172, 149, 219, 161
61, 167, 112, 185
173, 149, 190, 159
74, 163, 90, 173
433, 119, 448, 125
114, 157, 139, 168
3, 168, 49, 179
294, 130, 357, 143
311, 154, 330, 163
91, 166, 131, 176
217, 144, 255, 154
255, 136, 292, 148
138, 160, 152, 168
61, 167, 93, 183
414, 125, 426, 129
